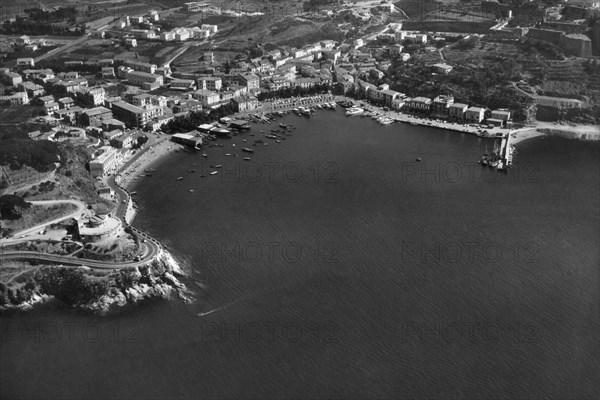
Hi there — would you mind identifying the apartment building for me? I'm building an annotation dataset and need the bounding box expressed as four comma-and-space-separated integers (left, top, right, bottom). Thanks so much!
126, 71, 164, 90
448, 103, 468, 120
111, 101, 163, 128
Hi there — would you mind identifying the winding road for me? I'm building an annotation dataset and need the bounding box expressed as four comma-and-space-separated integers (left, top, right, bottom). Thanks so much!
1, 164, 163, 269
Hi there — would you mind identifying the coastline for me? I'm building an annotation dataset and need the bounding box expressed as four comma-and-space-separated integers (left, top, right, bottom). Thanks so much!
110, 96, 599, 189
117, 139, 176, 190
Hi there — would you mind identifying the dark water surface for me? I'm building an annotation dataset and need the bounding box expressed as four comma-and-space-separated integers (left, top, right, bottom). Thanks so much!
2, 110, 599, 399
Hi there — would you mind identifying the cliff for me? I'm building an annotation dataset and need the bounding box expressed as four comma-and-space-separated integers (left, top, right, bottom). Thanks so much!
0, 251, 194, 313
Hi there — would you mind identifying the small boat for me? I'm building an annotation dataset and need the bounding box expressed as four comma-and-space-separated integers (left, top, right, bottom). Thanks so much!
210, 171, 218, 175
177, 177, 183, 181
416, 158, 422, 162
189, 189, 194, 192
212, 164, 223, 168
242, 147, 254, 153
225, 153, 231, 156
276, 140, 281, 143
244, 157, 251, 161
279, 123, 287, 128
202, 153, 208, 157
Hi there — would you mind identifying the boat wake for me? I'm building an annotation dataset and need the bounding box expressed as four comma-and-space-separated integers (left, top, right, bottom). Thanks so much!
197, 299, 241, 317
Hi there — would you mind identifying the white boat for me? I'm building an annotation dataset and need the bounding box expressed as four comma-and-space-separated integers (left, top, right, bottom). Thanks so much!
346, 107, 364, 116
210, 171, 218, 175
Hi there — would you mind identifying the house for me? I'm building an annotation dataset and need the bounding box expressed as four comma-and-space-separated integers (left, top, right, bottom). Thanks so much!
232, 95, 259, 112
38, 95, 55, 105
102, 67, 115, 77
390, 44, 404, 55
82, 107, 113, 126
405, 97, 432, 112
203, 52, 214, 63
266, 77, 291, 91
201, 24, 218, 34
380, 89, 401, 107
491, 110, 511, 122
58, 97, 74, 109
97, 184, 115, 200
192, 89, 220, 107
1, 71, 22, 86
295, 77, 320, 89
238, 73, 260, 91
21, 81, 44, 97
431, 95, 454, 116
369, 68, 384, 80
54, 107, 82, 123
196, 76, 222, 91
131, 93, 153, 107
0, 91, 29, 105
17, 35, 31, 45
111, 101, 163, 127
170, 79, 195, 90
391, 98, 405, 110
101, 118, 127, 132
125, 60, 157, 74
89, 146, 123, 177
173, 99, 203, 113
465, 107, 485, 123
448, 103, 468, 120
125, 38, 137, 47
399, 53, 411, 62
126, 71, 163, 90
432, 63, 453, 74
110, 132, 134, 148
16, 58, 35, 67
103, 129, 123, 140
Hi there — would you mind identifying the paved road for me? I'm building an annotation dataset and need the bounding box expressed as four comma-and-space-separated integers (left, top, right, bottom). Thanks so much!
1, 144, 166, 268
35, 33, 91, 63
1, 240, 158, 269
1, 199, 86, 246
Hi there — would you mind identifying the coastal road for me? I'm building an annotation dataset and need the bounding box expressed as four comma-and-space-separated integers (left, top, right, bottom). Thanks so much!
1, 199, 86, 246
0, 242, 158, 270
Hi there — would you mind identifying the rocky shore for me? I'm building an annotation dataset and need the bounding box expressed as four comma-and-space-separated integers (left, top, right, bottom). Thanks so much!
0, 251, 194, 314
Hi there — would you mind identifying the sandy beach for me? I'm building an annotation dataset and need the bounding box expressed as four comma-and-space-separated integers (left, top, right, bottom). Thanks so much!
116, 139, 177, 189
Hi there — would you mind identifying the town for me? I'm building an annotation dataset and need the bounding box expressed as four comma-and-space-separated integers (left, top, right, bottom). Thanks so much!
0, 0, 599, 308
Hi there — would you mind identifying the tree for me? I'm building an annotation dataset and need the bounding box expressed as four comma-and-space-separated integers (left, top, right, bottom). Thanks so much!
0, 194, 32, 220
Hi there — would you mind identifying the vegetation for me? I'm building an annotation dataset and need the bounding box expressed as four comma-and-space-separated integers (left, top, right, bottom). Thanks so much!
163, 103, 237, 134
256, 83, 332, 101
35, 267, 110, 305
24, 7, 78, 23
0, 194, 31, 221
0, 19, 86, 36
0, 136, 63, 172
517, 38, 565, 61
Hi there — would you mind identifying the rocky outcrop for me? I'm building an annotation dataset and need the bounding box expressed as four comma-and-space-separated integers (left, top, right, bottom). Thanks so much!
0, 251, 194, 313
